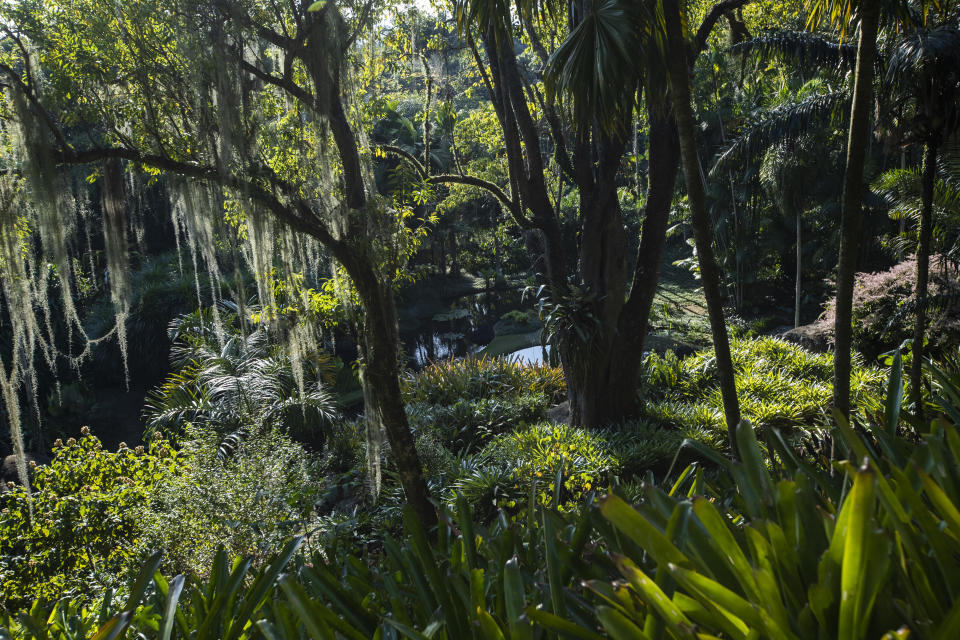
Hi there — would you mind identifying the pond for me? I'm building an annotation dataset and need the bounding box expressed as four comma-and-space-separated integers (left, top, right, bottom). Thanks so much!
398, 281, 532, 368
506, 343, 551, 365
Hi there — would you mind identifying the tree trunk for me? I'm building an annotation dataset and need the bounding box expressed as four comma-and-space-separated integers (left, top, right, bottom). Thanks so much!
795, 209, 802, 328
561, 92, 681, 428
833, 1, 879, 418
911, 142, 936, 424
348, 257, 436, 528
663, 0, 741, 454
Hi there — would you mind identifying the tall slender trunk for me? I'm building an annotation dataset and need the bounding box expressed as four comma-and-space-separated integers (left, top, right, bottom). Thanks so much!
912, 142, 936, 423
833, 2, 879, 418
663, 0, 740, 454
795, 210, 802, 328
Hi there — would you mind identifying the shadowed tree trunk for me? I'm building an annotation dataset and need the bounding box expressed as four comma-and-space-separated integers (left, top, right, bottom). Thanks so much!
342, 251, 437, 528
396, 0, 748, 429
564, 97, 680, 427
833, 1, 880, 418
663, 0, 741, 454
912, 142, 936, 424
796, 208, 802, 328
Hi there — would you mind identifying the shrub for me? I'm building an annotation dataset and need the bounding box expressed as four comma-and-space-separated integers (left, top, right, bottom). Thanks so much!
403, 355, 565, 406
406, 391, 549, 452
320, 418, 366, 475
598, 419, 688, 478
585, 408, 960, 640
8, 358, 960, 640
812, 255, 960, 360
453, 422, 617, 516
143, 308, 340, 449
0, 430, 178, 613
135, 426, 322, 577
642, 336, 885, 448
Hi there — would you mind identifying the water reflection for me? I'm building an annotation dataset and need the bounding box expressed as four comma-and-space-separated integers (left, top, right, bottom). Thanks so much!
401, 288, 522, 368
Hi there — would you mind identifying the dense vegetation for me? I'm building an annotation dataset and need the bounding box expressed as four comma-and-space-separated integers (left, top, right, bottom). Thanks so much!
1, 0, 959, 637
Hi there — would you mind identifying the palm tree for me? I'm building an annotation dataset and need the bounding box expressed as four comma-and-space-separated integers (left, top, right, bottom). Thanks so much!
806, 0, 882, 419
874, 152, 960, 269
442, 0, 750, 429
144, 308, 340, 449
759, 141, 820, 327
805, 0, 944, 418
884, 26, 960, 420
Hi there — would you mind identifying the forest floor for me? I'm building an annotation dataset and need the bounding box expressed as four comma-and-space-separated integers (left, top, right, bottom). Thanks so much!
648, 261, 712, 349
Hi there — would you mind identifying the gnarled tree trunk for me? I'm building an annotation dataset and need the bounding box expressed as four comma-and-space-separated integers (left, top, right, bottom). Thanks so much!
347, 255, 436, 528
562, 99, 680, 428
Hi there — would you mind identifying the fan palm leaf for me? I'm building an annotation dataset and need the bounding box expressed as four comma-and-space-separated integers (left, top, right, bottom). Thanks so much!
544, 0, 654, 130
143, 310, 341, 442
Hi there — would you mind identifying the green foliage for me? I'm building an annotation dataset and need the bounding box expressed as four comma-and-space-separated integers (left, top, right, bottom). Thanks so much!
135, 426, 321, 578
407, 391, 549, 453
456, 422, 617, 516
588, 404, 960, 639
642, 337, 885, 448
0, 431, 178, 613
598, 420, 688, 478
402, 355, 565, 406
144, 308, 340, 449
2, 494, 603, 640
7, 351, 960, 639
818, 257, 960, 361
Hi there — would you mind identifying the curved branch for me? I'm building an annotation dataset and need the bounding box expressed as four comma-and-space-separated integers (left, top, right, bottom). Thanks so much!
428, 174, 530, 228
379, 144, 529, 228
380, 144, 427, 179
692, 0, 754, 63
53, 146, 348, 258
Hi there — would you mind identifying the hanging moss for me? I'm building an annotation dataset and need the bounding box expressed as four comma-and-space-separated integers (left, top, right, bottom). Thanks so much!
101, 158, 131, 382
9, 85, 80, 340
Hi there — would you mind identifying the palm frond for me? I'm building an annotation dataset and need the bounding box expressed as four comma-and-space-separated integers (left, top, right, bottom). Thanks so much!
731, 30, 857, 71
216, 428, 249, 461
874, 166, 960, 217
712, 91, 849, 174
887, 26, 960, 83
805, 0, 937, 41
545, 0, 651, 131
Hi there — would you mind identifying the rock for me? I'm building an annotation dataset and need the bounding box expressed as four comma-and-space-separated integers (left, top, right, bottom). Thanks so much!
546, 401, 570, 425
781, 322, 831, 353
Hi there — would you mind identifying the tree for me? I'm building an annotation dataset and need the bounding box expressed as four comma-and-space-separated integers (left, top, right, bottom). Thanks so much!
805, 0, 882, 419
885, 26, 960, 420
805, 0, 946, 417
0, 0, 436, 525
662, 0, 741, 452
403, 0, 752, 428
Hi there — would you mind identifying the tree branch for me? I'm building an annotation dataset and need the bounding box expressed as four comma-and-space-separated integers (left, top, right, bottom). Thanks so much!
379, 144, 530, 228
52, 146, 348, 257
428, 174, 530, 228
380, 144, 427, 179
692, 0, 754, 63
212, 0, 294, 49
